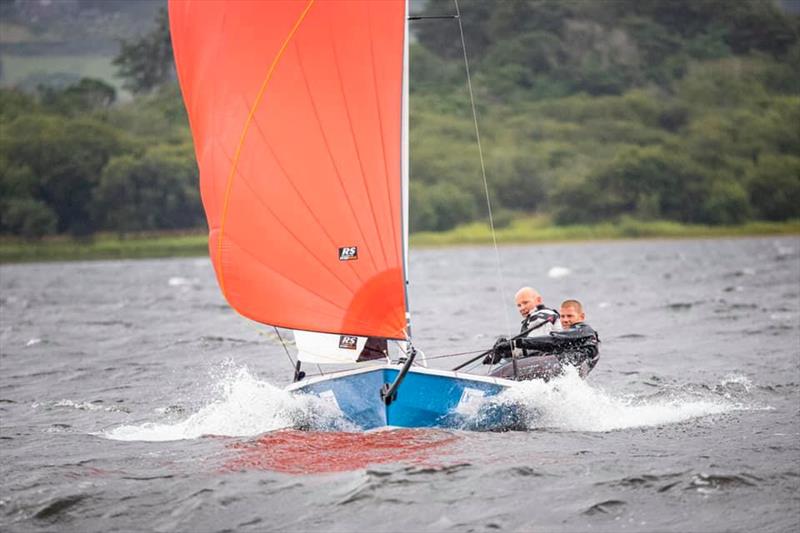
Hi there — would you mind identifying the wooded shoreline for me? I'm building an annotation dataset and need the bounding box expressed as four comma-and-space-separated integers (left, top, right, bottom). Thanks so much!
2, 218, 797, 264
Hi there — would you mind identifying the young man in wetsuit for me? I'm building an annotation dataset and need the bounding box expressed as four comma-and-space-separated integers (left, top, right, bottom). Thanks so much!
485, 298, 600, 376
483, 286, 559, 364
549, 299, 600, 373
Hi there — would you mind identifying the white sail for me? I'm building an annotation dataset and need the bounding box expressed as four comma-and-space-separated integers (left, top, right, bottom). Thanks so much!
294, 331, 377, 364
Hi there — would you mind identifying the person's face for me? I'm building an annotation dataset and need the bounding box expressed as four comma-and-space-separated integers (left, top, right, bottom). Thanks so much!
559, 305, 584, 328
516, 291, 541, 317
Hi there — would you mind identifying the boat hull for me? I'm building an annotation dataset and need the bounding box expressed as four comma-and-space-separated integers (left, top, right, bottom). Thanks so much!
286, 365, 517, 430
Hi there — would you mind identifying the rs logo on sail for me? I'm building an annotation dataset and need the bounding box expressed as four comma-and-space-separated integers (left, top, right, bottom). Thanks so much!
339, 336, 358, 350
338, 246, 358, 261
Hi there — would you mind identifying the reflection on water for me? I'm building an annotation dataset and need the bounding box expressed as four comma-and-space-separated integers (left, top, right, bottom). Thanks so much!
224, 429, 460, 474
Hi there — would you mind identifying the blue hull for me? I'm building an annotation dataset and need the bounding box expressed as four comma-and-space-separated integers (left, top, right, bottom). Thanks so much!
287, 365, 518, 430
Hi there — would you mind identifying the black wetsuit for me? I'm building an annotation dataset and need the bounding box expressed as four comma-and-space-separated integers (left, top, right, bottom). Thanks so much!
483, 305, 559, 365
515, 322, 600, 370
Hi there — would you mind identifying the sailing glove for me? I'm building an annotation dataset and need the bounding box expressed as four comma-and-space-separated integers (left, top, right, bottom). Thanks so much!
483, 337, 512, 364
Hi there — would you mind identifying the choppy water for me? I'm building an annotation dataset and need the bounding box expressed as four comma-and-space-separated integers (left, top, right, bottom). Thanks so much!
1, 237, 798, 532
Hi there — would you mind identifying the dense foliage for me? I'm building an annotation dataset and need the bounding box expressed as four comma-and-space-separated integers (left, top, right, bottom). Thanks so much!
409, 0, 800, 230
0, 83, 201, 238
1, 1, 798, 238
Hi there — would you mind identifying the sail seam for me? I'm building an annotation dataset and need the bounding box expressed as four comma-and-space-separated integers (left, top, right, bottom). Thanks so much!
329, 19, 390, 271
247, 108, 367, 286
366, 4, 401, 269
221, 147, 358, 299
216, 0, 316, 299
293, 36, 380, 274
221, 231, 347, 314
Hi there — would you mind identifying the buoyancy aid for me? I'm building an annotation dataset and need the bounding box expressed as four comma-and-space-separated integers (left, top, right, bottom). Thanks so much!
520, 304, 560, 337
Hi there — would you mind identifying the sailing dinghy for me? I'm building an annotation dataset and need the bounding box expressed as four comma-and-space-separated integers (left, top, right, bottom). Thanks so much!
169, 0, 521, 430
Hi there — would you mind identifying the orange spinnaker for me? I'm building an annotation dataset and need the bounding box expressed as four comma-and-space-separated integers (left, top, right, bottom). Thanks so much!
169, 0, 407, 339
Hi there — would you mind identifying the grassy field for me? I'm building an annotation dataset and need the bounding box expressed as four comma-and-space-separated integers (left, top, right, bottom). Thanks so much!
0, 231, 208, 264
411, 216, 800, 246
1, 218, 798, 264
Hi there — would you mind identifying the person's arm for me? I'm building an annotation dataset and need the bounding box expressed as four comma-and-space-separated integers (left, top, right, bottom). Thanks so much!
515, 334, 559, 352
487, 332, 558, 362
513, 324, 599, 358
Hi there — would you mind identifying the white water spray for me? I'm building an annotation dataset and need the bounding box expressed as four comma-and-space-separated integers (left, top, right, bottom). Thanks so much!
459, 368, 749, 432
103, 365, 353, 442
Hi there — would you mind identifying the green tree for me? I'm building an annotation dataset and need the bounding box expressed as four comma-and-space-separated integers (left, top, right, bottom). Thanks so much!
552, 146, 716, 224
0, 156, 57, 239
39, 78, 117, 115
410, 43, 462, 94
0, 88, 38, 121
410, 182, 478, 232
113, 7, 174, 94
0, 156, 37, 200
0, 197, 57, 239
703, 178, 751, 224
413, 0, 495, 62
93, 145, 202, 234
488, 147, 548, 211
4, 114, 124, 235
747, 155, 800, 221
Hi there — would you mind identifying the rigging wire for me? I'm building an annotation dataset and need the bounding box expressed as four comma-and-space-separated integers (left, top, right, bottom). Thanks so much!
422, 348, 487, 361
272, 326, 324, 376
273, 326, 296, 369
453, 0, 512, 366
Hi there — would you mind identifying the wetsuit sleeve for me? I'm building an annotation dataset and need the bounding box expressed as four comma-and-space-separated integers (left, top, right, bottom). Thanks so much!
515, 335, 559, 352
516, 323, 600, 365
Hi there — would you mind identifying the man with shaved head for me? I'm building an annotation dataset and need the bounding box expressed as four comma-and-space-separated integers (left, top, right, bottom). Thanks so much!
483, 286, 559, 365
514, 286, 560, 337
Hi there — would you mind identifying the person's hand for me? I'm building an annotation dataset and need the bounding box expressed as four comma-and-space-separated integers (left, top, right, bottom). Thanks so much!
482, 352, 500, 365
493, 336, 512, 354
482, 337, 512, 364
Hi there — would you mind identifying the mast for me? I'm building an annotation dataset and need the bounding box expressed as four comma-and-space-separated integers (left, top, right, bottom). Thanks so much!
381, 0, 415, 405
401, 0, 412, 342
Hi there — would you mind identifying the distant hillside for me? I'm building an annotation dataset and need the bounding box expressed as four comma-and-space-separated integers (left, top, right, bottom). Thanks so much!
407, 0, 800, 229
0, 0, 164, 55
0, 0, 164, 93
0, 0, 798, 240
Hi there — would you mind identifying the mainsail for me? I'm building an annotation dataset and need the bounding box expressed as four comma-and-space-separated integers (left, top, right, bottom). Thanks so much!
170, 0, 408, 340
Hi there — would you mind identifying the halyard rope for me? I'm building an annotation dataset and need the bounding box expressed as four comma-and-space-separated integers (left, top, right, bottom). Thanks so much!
454, 0, 511, 337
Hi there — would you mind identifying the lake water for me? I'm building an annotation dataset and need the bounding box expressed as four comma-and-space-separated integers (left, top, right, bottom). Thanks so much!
1, 236, 798, 532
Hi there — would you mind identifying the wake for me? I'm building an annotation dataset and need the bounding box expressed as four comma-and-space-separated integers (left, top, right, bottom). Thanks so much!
101, 363, 756, 441
458, 367, 754, 432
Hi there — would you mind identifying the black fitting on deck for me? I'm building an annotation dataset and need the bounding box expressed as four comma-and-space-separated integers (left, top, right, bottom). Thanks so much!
380, 347, 417, 406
